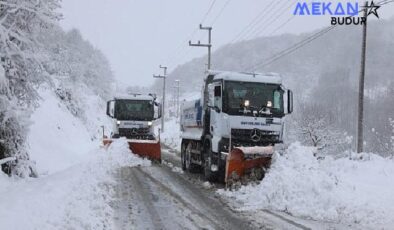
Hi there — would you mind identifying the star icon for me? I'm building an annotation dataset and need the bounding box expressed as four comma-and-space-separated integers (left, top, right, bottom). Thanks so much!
364, 1, 381, 18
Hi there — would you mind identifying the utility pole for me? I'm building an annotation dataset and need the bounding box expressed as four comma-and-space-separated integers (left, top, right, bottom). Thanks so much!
357, 4, 368, 153
153, 65, 167, 133
174, 80, 180, 119
189, 24, 212, 70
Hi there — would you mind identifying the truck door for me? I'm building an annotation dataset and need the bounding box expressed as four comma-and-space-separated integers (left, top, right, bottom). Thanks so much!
208, 82, 222, 151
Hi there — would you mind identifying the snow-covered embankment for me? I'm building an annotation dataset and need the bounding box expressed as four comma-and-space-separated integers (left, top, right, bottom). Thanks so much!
219, 142, 394, 229
0, 87, 150, 229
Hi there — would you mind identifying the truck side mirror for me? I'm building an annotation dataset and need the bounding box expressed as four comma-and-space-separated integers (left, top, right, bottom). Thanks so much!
287, 90, 293, 114
154, 103, 162, 119
106, 100, 115, 118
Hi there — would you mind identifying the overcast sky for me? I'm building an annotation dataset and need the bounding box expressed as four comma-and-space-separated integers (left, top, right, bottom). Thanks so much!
60, 0, 394, 87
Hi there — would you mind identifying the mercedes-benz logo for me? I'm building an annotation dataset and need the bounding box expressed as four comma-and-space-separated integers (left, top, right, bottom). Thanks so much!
250, 128, 261, 142
131, 128, 138, 134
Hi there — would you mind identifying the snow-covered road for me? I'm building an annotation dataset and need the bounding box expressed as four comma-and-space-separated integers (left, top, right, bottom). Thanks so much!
111, 163, 254, 230
111, 165, 252, 229
108, 146, 330, 230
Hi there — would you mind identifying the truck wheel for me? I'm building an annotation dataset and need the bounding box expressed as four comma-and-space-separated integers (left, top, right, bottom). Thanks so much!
181, 142, 187, 171
203, 142, 218, 182
186, 142, 198, 173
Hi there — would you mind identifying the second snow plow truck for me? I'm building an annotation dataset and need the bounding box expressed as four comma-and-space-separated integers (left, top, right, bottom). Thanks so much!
103, 94, 162, 162
180, 71, 293, 185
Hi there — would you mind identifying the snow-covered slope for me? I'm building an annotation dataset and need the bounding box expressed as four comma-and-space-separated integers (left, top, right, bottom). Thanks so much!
219, 143, 394, 229
27, 87, 94, 174
27, 86, 110, 175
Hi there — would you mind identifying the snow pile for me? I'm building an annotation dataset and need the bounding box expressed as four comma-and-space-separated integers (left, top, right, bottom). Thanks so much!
0, 139, 150, 230
219, 142, 394, 228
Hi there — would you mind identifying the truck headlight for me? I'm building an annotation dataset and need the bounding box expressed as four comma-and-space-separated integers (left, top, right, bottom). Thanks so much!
267, 101, 272, 108
116, 121, 121, 125
148, 121, 153, 126
244, 100, 250, 107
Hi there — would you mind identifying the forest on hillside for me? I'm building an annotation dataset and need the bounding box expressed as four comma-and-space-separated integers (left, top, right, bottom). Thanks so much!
0, 0, 113, 177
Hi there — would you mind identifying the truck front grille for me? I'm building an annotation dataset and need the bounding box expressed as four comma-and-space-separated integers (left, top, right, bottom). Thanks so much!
230, 129, 280, 144
117, 128, 154, 140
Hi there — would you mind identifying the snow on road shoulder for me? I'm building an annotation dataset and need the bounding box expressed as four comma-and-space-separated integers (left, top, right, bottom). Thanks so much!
218, 142, 394, 229
160, 118, 181, 151
0, 139, 150, 230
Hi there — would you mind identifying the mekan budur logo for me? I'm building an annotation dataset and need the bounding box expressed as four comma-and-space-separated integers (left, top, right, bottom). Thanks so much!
293, 1, 381, 25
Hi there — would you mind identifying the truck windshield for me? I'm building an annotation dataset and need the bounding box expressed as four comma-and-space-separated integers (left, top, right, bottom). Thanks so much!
223, 81, 284, 117
115, 100, 154, 121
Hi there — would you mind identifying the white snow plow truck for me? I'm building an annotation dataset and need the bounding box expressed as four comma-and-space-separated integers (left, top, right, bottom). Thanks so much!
103, 94, 162, 162
180, 71, 293, 184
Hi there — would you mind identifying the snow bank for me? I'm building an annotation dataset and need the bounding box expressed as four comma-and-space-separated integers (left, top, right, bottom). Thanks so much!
219, 142, 394, 228
0, 139, 150, 230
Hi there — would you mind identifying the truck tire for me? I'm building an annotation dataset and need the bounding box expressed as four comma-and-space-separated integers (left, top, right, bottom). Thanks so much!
181, 141, 187, 171
185, 142, 199, 173
203, 141, 218, 182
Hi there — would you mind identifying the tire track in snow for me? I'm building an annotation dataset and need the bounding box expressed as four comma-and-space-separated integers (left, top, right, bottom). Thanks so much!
129, 168, 165, 229
135, 167, 223, 229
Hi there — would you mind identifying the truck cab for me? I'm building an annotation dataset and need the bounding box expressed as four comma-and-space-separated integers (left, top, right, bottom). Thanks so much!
205, 71, 293, 152
106, 94, 161, 140
180, 71, 293, 181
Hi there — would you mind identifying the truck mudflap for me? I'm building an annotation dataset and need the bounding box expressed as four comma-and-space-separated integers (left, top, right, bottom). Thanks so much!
225, 146, 273, 188
103, 138, 161, 163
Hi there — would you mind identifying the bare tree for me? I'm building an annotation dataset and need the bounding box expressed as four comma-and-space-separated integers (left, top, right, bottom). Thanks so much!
292, 103, 352, 156
0, 0, 60, 177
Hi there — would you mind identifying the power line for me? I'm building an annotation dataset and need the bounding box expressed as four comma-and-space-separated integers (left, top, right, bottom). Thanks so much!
247, 25, 337, 71
268, 15, 296, 36
267, 2, 319, 36
170, 0, 393, 71
246, 0, 393, 71
194, 0, 233, 44
379, 0, 394, 5
166, 0, 218, 69
200, 0, 218, 25
171, 0, 232, 68
244, 0, 295, 41
228, 0, 277, 44
249, 1, 297, 39
210, 0, 232, 26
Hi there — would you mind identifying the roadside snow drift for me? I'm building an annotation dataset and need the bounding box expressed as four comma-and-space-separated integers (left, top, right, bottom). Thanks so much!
219, 142, 394, 229
0, 139, 150, 230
